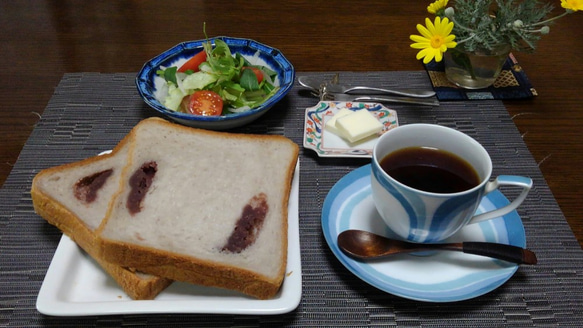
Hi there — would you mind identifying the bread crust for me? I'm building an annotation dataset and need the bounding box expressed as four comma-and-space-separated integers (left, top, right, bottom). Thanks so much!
97, 118, 299, 299
31, 135, 172, 300
100, 241, 282, 299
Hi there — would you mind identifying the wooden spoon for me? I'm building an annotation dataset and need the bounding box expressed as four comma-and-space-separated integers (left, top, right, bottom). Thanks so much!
337, 229, 537, 265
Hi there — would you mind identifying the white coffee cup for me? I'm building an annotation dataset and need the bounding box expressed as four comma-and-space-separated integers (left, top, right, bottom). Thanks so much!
371, 124, 532, 243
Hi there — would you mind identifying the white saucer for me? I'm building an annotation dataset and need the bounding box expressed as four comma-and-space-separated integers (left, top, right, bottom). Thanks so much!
321, 164, 526, 302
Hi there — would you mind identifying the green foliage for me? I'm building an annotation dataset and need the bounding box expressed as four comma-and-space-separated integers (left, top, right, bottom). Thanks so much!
446, 0, 554, 52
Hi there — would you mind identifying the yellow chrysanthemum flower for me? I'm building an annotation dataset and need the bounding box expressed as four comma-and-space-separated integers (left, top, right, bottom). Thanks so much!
410, 17, 457, 64
427, 0, 448, 14
561, 0, 583, 11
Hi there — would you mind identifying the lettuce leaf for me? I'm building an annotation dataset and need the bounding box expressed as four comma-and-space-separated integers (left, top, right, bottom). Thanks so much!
164, 84, 186, 111
182, 71, 218, 90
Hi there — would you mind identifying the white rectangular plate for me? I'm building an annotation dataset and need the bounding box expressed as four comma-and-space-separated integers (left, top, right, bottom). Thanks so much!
36, 163, 302, 316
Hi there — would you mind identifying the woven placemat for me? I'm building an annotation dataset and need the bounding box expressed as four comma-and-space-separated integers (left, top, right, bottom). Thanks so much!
0, 72, 581, 327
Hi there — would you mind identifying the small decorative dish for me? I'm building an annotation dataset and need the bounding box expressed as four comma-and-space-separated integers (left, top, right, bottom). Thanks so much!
303, 101, 398, 158
136, 37, 295, 130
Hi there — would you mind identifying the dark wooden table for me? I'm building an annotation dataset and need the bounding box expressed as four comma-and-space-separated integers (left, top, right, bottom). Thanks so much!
1, 0, 581, 248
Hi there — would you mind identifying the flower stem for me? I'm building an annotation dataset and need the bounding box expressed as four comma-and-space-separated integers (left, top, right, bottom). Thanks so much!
450, 48, 477, 80
529, 11, 569, 27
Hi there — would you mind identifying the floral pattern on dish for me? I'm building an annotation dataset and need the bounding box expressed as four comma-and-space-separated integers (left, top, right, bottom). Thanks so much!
304, 101, 398, 158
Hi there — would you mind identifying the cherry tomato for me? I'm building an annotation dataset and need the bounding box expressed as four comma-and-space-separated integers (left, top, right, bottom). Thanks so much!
178, 51, 207, 73
242, 66, 264, 84
185, 90, 223, 116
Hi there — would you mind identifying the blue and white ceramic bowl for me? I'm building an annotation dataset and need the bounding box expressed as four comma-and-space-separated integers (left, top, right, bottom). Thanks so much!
136, 37, 295, 130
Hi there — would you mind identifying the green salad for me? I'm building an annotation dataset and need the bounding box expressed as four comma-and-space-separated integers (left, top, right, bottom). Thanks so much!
156, 38, 280, 116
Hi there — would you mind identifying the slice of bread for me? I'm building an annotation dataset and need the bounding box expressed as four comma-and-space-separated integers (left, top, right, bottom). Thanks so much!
97, 118, 299, 299
31, 135, 172, 300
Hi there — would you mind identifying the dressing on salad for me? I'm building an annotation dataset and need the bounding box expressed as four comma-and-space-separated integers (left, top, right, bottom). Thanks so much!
156, 38, 280, 116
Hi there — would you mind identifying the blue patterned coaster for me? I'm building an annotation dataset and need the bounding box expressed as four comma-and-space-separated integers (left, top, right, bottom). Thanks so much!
424, 53, 537, 100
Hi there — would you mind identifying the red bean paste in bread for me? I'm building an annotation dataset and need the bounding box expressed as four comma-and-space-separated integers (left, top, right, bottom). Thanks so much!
73, 169, 114, 203
222, 193, 269, 253
127, 161, 157, 215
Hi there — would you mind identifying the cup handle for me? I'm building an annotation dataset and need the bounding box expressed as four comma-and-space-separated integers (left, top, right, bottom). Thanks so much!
468, 175, 532, 224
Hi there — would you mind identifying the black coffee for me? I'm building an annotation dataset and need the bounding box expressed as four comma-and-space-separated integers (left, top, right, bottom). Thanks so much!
379, 146, 480, 193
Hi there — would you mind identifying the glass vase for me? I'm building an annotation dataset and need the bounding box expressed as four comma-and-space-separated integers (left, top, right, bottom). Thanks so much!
443, 45, 511, 89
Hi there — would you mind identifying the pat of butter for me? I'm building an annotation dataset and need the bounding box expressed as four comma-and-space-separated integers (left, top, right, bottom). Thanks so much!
335, 109, 383, 143
325, 108, 353, 135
